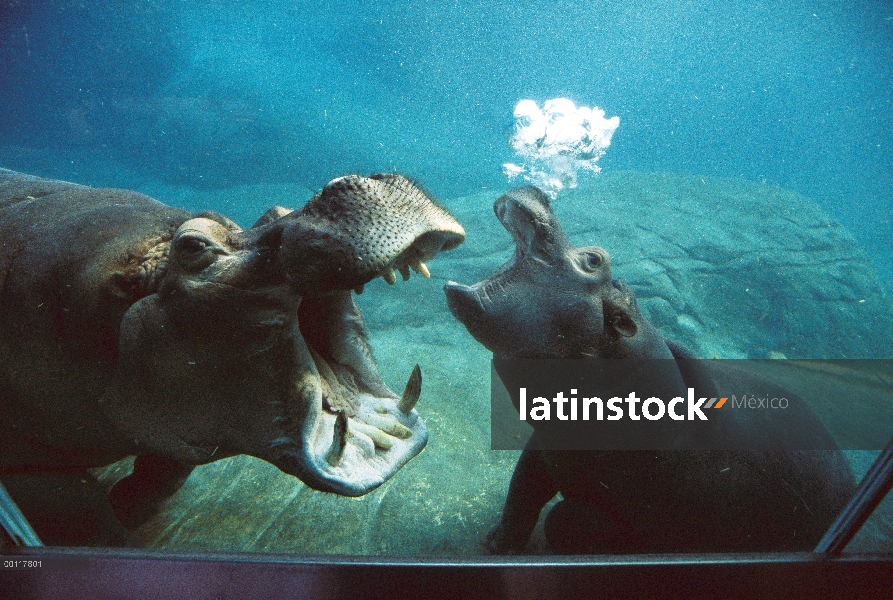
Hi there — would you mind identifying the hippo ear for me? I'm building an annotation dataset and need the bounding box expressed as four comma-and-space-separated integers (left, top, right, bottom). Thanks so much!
251, 206, 294, 229
602, 281, 639, 338
194, 210, 243, 233
109, 240, 171, 300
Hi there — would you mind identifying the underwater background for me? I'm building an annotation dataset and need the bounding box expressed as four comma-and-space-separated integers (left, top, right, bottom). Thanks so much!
1, 1, 891, 553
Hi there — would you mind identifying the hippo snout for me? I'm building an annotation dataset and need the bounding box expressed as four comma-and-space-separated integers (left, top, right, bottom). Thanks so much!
280, 174, 466, 294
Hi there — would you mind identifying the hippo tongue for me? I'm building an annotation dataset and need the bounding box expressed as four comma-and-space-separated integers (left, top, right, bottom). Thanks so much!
279, 174, 466, 293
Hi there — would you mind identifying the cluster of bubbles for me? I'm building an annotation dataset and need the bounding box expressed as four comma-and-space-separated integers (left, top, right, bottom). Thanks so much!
503, 98, 620, 198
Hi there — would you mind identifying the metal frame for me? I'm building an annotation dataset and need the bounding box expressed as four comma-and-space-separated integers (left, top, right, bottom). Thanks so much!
1, 548, 892, 599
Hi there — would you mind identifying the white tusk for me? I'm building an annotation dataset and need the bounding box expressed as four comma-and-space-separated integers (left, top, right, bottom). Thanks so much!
397, 364, 422, 415
409, 260, 430, 279
363, 412, 413, 440
326, 411, 348, 466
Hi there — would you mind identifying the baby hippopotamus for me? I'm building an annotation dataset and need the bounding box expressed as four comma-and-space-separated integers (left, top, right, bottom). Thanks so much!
445, 186, 855, 554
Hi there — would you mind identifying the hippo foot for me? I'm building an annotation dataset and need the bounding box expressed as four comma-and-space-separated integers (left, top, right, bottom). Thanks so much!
109, 455, 194, 530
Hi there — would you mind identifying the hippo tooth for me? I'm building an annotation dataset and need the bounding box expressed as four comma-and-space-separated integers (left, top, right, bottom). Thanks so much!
397, 364, 422, 415
326, 411, 348, 466
353, 284, 364, 295
350, 430, 376, 458
398, 265, 411, 281
382, 269, 397, 285
363, 412, 413, 440
350, 420, 397, 450
409, 260, 430, 279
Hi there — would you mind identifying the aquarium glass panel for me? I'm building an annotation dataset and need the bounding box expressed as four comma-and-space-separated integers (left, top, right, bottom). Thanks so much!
1, 0, 891, 558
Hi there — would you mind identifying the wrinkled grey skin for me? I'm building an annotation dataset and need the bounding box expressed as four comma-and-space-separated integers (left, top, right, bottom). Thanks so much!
0, 169, 464, 536
445, 186, 855, 553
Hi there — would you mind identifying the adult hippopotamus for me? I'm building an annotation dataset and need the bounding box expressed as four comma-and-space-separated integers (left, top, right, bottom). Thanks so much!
0, 169, 464, 540
445, 185, 855, 554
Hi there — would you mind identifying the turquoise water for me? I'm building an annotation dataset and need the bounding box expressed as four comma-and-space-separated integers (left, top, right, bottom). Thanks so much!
1, 1, 891, 555
1, 1, 891, 281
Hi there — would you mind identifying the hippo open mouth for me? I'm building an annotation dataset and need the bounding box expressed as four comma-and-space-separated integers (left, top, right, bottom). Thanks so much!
444, 186, 551, 314
267, 174, 465, 495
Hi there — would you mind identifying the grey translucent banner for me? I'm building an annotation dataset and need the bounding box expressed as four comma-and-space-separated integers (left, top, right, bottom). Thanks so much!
491, 359, 893, 451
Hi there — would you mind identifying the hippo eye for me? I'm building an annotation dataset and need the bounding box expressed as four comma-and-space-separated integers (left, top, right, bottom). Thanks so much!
177, 237, 209, 255
582, 252, 603, 271
174, 235, 219, 271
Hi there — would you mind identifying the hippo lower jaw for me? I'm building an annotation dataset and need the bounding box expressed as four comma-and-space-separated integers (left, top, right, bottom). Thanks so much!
110, 280, 428, 498
272, 290, 428, 496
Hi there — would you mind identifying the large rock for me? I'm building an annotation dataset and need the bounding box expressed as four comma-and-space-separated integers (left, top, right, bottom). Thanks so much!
439, 171, 893, 359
